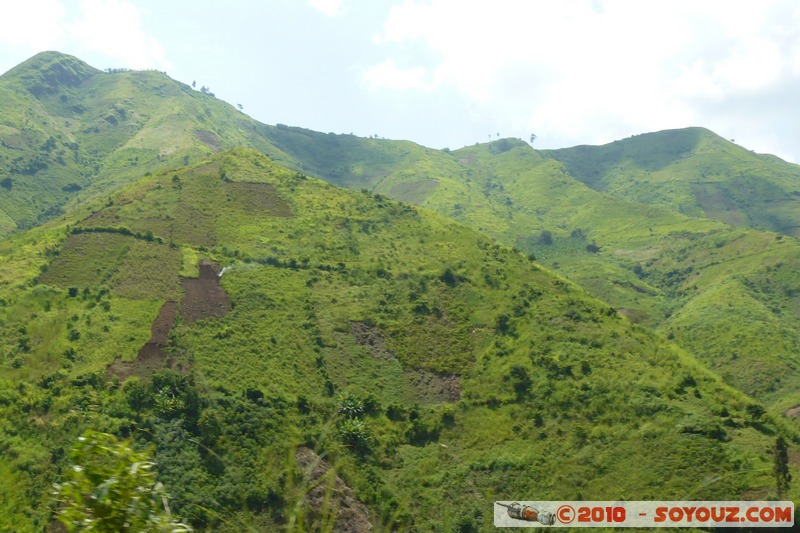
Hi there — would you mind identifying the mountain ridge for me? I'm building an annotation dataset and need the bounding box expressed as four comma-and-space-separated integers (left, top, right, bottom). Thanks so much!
543, 127, 800, 235
1, 52, 799, 530
3, 51, 101, 96
5, 52, 800, 405
1, 146, 791, 530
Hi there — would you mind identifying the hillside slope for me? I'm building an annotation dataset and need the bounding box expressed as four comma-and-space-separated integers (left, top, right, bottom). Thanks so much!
0, 149, 791, 531
544, 127, 800, 236
7, 53, 800, 409
0, 51, 297, 235
263, 129, 800, 406
6, 53, 800, 407
443, 142, 800, 406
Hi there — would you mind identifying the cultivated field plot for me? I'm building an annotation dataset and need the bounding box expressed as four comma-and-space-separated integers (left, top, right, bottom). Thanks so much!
39, 232, 181, 300
223, 182, 292, 217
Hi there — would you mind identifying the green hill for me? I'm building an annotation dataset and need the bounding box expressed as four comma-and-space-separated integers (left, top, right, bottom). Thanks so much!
260, 130, 800, 405
0, 51, 299, 236
2, 53, 800, 530
6, 53, 800, 405
438, 142, 800, 405
544, 127, 800, 236
0, 148, 793, 530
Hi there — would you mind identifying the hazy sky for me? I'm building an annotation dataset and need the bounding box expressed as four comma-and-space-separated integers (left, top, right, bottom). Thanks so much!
2, 0, 800, 163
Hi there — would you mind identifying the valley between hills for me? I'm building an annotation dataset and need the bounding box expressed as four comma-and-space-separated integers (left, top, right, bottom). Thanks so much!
0, 51, 798, 531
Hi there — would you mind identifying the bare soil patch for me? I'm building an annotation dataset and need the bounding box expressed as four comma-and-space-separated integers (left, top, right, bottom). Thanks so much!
150, 300, 178, 344
195, 130, 221, 152
180, 260, 231, 323
295, 447, 372, 533
107, 301, 180, 381
107, 260, 232, 381
790, 450, 800, 468
350, 321, 461, 403
405, 368, 461, 403
785, 405, 800, 418
350, 322, 395, 362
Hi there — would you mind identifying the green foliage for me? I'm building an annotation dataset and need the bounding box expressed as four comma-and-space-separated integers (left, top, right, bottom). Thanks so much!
545, 127, 800, 237
52, 430, 191, 532
337, 418, 372, 454
774, 435, 792, 498
3, 53, 800, 531
337, 393, 364, 419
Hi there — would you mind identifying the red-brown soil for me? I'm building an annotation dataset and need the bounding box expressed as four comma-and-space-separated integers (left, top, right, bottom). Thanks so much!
404, 368, 461, 403
107, 260, 232, 381
107, 301, 179, 380
180, 260, 231, 323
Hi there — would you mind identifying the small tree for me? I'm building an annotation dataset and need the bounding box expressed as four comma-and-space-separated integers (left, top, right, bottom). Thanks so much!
774, 435, 792, 498
508, 364, 532, 400
53, 431, 191, 532
495, 313, 513, 335
337, 393, 364, 419
337, 418, 372, 454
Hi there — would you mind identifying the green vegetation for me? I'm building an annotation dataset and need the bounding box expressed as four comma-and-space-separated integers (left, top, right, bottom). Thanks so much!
0, 51, 296, 237
267, 128, 800, 407
53, 430, 191, 532
544, 127, 800, 236
0, 148, 793, 530
1, 52, 800, 531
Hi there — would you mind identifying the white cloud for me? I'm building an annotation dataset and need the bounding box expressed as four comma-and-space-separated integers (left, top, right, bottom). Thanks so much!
309, 0, 343, 17
0, 0, 66, 50
364, 58, 433, 92
366, 0, 800, 159
712, 38, 783, 93
68, 0, 169, 70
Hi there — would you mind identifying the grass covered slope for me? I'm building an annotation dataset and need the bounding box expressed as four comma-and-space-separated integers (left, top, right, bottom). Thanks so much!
544, 127, 800, 236
284, 134, 800, 406
444, 142, 800, 405
5, 53, 800, 407
0, 52, 298, 236
0, 149, 792, 531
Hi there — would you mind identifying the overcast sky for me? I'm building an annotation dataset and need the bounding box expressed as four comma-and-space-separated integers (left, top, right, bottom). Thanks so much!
2, 0, 800, 163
